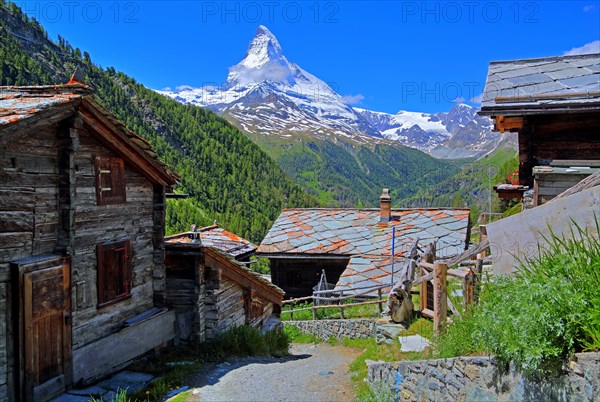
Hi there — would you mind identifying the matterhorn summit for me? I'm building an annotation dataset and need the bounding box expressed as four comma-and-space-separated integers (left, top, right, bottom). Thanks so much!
158, 26, 499, 158
226, 25, 295, 87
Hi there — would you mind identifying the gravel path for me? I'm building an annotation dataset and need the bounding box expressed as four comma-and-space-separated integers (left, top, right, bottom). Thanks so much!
185, 343, 362, 402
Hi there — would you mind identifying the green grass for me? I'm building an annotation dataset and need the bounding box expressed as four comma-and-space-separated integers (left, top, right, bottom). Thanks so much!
343, 337, 425, 399
434, 220, 600, 377
281, 300, 383, 321
283, 325, 323, 343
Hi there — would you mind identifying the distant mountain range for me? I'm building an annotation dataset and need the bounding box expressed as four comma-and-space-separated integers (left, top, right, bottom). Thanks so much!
159, 25, 501, 159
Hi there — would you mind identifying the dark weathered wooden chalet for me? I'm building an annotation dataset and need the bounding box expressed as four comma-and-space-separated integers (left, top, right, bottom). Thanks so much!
164, 238, 283, 342
0, 83, 179, 401
257, 190, 470, 298
479, 53, 600, 206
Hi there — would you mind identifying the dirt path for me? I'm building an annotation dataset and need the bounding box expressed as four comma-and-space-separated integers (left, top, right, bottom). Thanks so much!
185, 343, 362, 402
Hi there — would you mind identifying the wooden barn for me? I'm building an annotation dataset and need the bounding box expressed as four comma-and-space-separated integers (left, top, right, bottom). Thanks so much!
257, 190, 471, 299
479, 53, 600, 206
0, 83, 179, 401
164, 237, 283, 343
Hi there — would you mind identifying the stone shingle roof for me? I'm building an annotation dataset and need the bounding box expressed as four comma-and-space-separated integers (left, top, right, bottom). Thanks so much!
257, 208, 470, 293
479, 53, 600, 116
0, 84, 179, 186
165, 225, 257, 259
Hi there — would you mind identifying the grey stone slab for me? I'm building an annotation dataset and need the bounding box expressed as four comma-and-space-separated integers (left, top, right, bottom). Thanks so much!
561, 74, 600, 88
50, 395, 91, 402
111, 371, 154, 384
546, 67, 590, 80
496, 67, 540, 79
506, 73, 552, 86
399, 335, 431, 352
67, 386, 107, 397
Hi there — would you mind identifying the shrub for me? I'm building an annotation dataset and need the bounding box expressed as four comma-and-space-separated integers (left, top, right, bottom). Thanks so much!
435, 220, 600, 376
210, 325, 290, 358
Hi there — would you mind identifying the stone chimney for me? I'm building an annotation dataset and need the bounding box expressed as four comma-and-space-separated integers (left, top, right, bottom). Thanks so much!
380, 188, 391, 222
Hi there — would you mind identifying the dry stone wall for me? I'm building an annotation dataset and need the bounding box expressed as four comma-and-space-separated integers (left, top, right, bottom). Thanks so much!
285, 319, 377, 341
367, 352, 600, 401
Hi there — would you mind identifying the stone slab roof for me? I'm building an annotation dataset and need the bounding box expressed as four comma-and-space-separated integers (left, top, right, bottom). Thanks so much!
257, 208, 470, 293
166, 225, 257, 259
479, 53, 600, 116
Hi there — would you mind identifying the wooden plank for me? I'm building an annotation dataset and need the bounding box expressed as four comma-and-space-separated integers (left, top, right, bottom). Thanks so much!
433, 262, 448, 335
440, 240, 489, 268
420, 243, 436, 312
0, 211, 33, 232
551, 160, 600, 167
71, 309, 175, 384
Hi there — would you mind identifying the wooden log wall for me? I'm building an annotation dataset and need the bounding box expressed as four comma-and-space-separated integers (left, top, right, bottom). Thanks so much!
204, 276, 246, 340
518, 113, 600, 186
70, 124, 158, 349
0, 125, 61, 397
164, 252, 206, 342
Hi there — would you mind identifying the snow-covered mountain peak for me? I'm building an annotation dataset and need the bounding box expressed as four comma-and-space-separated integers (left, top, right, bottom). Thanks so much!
157, 26, 499, 158
226, 25, 294, 87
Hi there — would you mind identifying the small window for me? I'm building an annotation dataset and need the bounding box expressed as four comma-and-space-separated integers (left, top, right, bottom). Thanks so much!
95, 156, 126, 205
97, 240, 132, 306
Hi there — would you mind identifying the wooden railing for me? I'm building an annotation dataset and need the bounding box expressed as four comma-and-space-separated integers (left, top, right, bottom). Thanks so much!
281, 239, 490, 334
418, 239, 489, 334
281, 283, 389, 321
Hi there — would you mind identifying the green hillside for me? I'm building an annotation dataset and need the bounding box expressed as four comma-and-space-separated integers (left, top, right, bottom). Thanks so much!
249, 133, 462, 208
0, 2, 317, 242
400, 143, 519, 220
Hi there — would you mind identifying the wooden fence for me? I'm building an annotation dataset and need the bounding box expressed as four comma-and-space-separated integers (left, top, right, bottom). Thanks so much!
281, 283, 389, 320
281, 239, 490, 335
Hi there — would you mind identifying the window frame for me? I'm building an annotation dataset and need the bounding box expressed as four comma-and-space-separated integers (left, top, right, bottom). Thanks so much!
96, 240, 132, 308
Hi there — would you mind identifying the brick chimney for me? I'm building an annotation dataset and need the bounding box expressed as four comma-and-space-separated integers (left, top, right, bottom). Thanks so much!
380, 188, 391, 222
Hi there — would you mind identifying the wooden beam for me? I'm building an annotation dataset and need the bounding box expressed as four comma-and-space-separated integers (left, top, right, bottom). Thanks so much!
433, 262, 448, 335
495, 90, 600, 103
494, 115, 524, 133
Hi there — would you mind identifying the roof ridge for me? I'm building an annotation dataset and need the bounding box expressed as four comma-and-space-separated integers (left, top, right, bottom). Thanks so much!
0, 83, 92, 97
489, 53, 600, 65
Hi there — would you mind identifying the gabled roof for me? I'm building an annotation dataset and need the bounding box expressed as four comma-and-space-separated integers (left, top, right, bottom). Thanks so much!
478, 53, 600, 116
257, 208, 470, 293
0, 84, 178, 187
204, 246, 284, 305
165, 225, 257, 259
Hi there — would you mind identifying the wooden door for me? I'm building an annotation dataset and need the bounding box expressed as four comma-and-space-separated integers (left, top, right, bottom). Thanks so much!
13, 256, 71, 402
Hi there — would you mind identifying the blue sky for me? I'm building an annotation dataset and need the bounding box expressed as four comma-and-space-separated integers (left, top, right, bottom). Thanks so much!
21, 0, 600, 113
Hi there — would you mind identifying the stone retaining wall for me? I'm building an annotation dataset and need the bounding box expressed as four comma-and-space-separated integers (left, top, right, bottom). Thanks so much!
285, 319, 377, 341
367, 352, 600, 401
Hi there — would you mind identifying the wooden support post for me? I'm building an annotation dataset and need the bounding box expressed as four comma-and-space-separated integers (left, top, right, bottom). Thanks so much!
290, 301, 294, 321
479, 226, 488, 258
377, 288, 383, 314
473, 258, 483, 303
434, 262, 448, 335
421, 243, 436, 311
312, 305, 316, 321
462, 270, 474, 307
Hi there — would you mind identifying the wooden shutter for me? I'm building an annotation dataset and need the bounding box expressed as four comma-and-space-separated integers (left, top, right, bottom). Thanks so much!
95, 156, 126, 205
97, 240, 132, 306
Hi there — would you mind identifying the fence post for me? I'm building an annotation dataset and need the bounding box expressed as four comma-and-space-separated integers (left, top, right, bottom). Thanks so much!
473, 258, 483, 303
434, 261, 448, 335
377, 288, 383, 314
421, 243, 436, 311
290, 301, 294, 321
312, 304, 316, 321
462, 270, 474, 307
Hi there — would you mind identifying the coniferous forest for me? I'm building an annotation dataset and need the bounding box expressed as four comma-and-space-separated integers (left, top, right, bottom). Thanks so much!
0, 2, 317, 242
